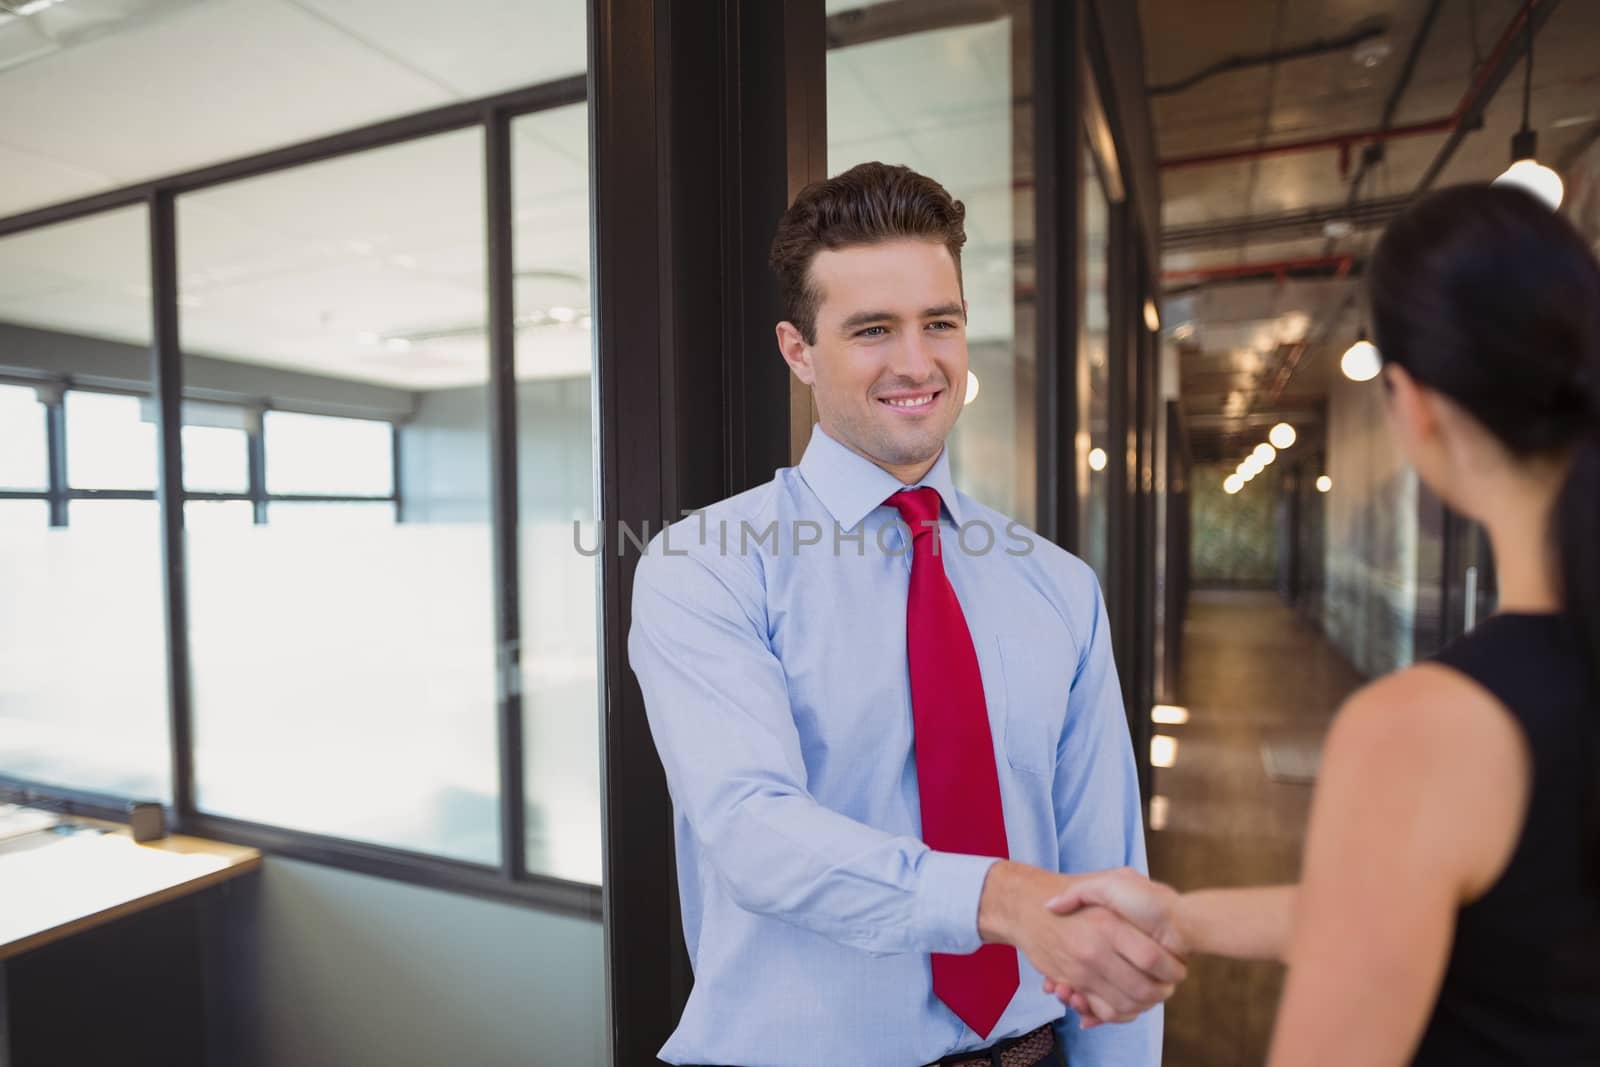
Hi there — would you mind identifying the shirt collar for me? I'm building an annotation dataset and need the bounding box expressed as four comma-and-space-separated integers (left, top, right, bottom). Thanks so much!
796, 423, 965, 530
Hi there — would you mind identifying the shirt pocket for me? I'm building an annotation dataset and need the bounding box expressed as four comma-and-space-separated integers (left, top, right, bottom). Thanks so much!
995, 634, 1071, 777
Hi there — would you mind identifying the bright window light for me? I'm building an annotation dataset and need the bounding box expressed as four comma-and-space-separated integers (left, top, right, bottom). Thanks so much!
1151, 734, 1179, 769
1152, 704, 1190, 725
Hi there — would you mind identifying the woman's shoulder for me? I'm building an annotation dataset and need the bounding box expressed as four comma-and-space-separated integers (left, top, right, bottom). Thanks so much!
1322, 662, 1531, 901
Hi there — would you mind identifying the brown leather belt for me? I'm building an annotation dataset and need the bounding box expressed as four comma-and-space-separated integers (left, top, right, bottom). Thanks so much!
932, 1023, 1057, 1067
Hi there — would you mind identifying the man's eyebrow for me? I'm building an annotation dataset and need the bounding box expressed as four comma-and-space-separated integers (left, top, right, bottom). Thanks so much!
838, 304, 965, 332
839, 309, 897, 331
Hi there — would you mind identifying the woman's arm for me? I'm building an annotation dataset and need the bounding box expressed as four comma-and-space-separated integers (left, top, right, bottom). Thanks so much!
1265, 665, 1530, 1067
1044, 874, 1295, 962
1176, 885, 1295, 962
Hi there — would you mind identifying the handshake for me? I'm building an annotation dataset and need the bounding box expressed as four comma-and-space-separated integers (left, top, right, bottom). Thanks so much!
977, 862, 1191, 1029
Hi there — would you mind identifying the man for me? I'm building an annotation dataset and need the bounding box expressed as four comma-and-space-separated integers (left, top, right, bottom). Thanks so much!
628, 163, 1177, 1066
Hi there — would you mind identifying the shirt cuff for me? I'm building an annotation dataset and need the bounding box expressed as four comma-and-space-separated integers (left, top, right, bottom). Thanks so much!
913, 852, 1001, 955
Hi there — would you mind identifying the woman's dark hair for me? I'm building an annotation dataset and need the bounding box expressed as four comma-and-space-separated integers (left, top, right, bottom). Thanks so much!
1369, 183, 1600, 871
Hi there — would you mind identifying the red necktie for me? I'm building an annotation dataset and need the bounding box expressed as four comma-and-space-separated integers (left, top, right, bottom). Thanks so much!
887, 487, 1019, 1038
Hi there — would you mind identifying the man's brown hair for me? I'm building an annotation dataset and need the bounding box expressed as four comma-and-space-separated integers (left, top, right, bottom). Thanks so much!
769, 162, 967, 344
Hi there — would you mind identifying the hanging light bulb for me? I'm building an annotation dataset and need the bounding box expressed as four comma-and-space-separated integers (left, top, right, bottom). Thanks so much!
1342, 338, 1381, 382
1224, 474, 1243, 495
1254, 443, 1277, 464
1496, 152, 1564, 210
1316, 475, 1333, 493
1270, 422, 1297, 449
1493, 20, 1563, 209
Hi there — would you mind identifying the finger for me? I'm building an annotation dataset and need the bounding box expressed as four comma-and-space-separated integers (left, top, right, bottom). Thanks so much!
1083, 991, 1134, 1026
1080, 937, 1174, 1016
1110, 920, 1188, 986
1043, 887, 1086, 914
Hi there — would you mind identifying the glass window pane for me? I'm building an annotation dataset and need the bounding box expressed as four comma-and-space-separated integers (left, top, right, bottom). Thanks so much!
0, 208, 167, 802
828, 3, 1035, 527
264, 412, 393, 497
183, 423, 250, 494
513, 104, 601, 885
185, 500, 257, 530
181, 130, 497, 864
0, 500, 49, 531
268, 501, 396, 529
0, 384, 47, 490
65, 391, 158, 490
1079, 142, 1111, 584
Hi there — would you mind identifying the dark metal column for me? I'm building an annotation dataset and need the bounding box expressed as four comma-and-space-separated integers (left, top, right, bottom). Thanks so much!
1032, 0, 1082, 550
591, 1, 825, 1060
485, 109, 527, 884
150, 191, 194, 820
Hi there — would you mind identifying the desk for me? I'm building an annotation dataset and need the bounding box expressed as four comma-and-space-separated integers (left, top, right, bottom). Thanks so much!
0, 810, 260, 1067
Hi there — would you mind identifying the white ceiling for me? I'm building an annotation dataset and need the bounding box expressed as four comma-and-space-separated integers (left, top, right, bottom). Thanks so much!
0, 0, 1024, 391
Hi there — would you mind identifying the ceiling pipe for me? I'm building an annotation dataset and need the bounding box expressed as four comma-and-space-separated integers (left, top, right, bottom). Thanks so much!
1160, 0, 1550, 172
1412, 0, 1561, 196
1162, 254, 1355, 286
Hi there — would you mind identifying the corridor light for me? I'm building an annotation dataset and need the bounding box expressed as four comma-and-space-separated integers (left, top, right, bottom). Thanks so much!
1149, 795, 1171, 832
965, 370, 981, 405
1496, 157, 1564, 210
1151, 735, 1179, 769
1241, 455, 1264, 478
1493, 27, 1564, 210
1143, 298, 1161, 333
1316, 475, 1333, 493
1270, 422, 1297, 449
1254, 443, 1276, 464
1088, 447, 1108, 472
1341, 339, 1381, 382
1223, 474, 1243, 495
1152, 704, 1190, 725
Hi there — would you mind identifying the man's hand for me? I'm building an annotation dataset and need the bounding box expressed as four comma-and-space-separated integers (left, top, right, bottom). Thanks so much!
1037, 867, 1187, 1027
978, 862, 1186, 1025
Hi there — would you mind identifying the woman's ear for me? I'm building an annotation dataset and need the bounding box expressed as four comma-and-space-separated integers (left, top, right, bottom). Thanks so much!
1382, 363, 1440, 448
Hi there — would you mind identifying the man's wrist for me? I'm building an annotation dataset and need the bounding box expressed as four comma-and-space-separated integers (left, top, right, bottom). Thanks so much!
978, 861, 1074, 945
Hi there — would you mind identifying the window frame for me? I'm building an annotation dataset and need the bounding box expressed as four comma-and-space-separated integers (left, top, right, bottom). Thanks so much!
0, 74, 600, 921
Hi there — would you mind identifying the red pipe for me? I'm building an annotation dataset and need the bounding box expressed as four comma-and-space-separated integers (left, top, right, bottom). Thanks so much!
1162, 254, 1353, 285
1159, 1, 1540, 171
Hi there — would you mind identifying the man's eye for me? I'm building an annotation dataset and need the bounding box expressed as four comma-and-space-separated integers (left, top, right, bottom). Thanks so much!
857, 326, 888, 338
927, 320, 958, 331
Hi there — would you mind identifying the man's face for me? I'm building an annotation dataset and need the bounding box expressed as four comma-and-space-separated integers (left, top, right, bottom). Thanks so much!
777, 238, 968, 478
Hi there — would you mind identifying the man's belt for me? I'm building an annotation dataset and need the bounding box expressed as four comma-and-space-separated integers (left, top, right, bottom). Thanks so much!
933, 1023, 1057, 1067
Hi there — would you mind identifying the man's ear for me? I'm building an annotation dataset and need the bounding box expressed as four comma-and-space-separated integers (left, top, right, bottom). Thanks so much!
776, 321, 816, 385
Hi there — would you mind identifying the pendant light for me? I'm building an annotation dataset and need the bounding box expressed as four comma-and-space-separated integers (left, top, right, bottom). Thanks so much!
1493, 15, 1563, 209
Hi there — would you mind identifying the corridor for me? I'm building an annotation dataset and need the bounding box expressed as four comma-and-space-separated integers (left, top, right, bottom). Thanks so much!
1148, 590, 1367, 1067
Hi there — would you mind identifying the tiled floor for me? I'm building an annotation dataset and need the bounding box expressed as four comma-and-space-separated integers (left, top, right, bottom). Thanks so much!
1148, 589, 1367, 1067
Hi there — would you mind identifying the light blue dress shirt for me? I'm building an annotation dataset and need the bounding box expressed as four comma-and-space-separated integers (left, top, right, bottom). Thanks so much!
629, 424, 1159, 1067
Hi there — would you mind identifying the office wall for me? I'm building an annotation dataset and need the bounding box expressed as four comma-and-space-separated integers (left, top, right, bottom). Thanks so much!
1318, 374, 1418, 677
205, 858, 604, 1067
1189, 462, 1279, 587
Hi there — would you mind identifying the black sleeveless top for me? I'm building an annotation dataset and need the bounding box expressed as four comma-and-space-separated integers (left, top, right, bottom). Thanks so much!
1412, 613, 1600, 1065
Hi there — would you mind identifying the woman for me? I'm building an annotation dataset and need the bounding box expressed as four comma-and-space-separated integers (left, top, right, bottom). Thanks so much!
1049, 183, 1600, 1064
